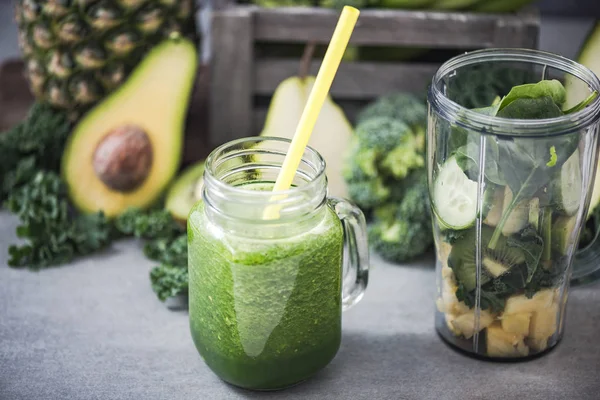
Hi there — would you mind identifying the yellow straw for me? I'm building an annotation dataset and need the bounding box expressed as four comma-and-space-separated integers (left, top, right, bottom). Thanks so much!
263, 6, 360, 220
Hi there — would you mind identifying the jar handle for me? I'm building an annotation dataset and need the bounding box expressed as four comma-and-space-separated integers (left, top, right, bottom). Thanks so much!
328, 197, 370, 311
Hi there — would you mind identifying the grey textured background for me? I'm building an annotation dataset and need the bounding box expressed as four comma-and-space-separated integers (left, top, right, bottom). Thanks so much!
2, 1, 600, 399
2, 209, 600, 400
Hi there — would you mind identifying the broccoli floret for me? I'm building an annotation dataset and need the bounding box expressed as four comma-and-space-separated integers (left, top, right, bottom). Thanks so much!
355, 117, 412, 153
380, 135, 425, 179
356, 93, 427, 129
347, 177, 391, 210
344, 116, 424, 211
368, 177, 433, 263
369, 219, 431, 263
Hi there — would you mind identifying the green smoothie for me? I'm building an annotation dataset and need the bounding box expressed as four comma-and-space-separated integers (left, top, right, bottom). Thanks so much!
188, 198, 344, 390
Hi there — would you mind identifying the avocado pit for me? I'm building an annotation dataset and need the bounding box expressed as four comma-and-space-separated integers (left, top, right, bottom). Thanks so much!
93, 125, 153, 192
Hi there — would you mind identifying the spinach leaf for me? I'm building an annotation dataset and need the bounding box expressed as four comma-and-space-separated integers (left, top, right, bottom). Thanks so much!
498, 79, 566, 111
455, 140, 505, 185
507, 226, 544, 284
497, 96, 564, 119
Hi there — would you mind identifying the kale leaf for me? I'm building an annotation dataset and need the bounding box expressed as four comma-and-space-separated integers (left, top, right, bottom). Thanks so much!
4, 171, 112, 269
0, 103, 72, 200
150, 264, 188, 302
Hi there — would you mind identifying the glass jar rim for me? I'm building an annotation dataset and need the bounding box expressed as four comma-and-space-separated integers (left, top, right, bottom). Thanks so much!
204, 136, 327, 201
428, 48, 600, 137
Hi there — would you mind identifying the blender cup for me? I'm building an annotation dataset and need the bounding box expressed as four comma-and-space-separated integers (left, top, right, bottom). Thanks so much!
427, 48, 600, 359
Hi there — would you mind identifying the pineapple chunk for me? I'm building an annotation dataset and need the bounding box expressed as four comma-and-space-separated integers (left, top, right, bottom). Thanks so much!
451, 309, 495, 339
487, 323, 529, 358
528, 338, 549, 352
504, 289, 555, 315
445, 312, 462, 336
438, 242, 453, 271
437, 275, 470, 315
501, 313, 532, 336
529, 302, 559, 341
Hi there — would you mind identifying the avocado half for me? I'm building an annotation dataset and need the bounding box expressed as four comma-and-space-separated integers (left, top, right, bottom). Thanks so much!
566, 22, 600, 218
61, 37, 198, 218
165, 160, 205, 225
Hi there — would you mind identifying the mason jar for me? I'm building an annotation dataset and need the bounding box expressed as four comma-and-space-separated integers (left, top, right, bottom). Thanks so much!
187, 137, 369, 389
427, 48, 600, 359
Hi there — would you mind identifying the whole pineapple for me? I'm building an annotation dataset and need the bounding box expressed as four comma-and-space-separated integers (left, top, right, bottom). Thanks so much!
15, 0, 198, 114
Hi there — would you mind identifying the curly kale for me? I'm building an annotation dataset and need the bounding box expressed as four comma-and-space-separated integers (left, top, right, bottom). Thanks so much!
144, 234, 188, 266
114, 207, 184, 239
367, 173, 433, 263
4, 171, 112, 269
0, 103, 72, 200
150, 264, 188, 302
114, 208, 188, 302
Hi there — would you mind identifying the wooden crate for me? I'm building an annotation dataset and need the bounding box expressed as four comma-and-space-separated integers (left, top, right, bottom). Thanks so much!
209, 6, 540, 147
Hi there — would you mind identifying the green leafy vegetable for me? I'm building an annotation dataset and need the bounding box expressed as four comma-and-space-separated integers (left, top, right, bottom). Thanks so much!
4, 171, 112, 269
114, 207, 183, 239
497, 96, 564, 119
497, 79, 566, 112
144, 234, 187, 266
0, 103, 72, 200
150, 264, 188, 302
506, 226, 543, 284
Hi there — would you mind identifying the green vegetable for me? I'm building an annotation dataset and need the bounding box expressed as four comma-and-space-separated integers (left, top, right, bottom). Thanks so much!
144, 234, 188, 266
343, 116, 424, 212
114, 207, 183, 240
346, 177, 391, 210
368, 173, 433, 263
445, 64, 533, 109
147, 234, 188, 301
356, 93, 427, 134
115, 208, 188, 301
4, 171, 112, 269
0, 103, 72, 201
150, 264, 188, 302
497, 80, 566, 112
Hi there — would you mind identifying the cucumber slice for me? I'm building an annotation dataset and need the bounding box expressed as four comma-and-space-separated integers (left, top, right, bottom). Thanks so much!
554, 149, 582, 216
433, 156, 478, 229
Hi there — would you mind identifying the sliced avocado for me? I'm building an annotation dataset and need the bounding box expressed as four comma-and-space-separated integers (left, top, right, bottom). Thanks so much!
61, 38, 197, 218
528, 197, 540, 231
501, 186, 529, 236
552, 215, 578, 256
165, 160, 205, 225
566, 23, 600, 219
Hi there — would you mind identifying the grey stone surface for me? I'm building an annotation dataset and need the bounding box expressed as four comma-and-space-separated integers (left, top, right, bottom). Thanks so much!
1, 211, 600, 400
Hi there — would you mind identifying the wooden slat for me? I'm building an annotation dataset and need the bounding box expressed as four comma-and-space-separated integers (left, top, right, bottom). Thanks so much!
252, 7, 540, 48
209, 9, 254, 147
254, 60, 439, 99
